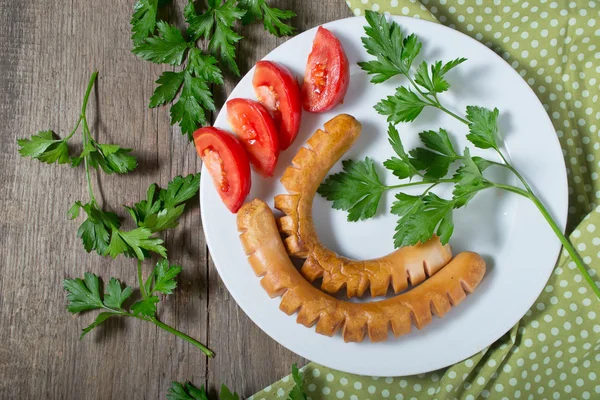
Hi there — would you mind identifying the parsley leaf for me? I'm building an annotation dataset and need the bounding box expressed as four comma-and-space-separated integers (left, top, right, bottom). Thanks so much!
170, 71, 214, 139
209, 21, 243, 76
220, 384, 240, 400
452, 148, 492, 207
187, 48, 224, 85
167, 382, 209, 400
104, 278, 134, 309
318, 158, 385, 222
390, 192, 424, 217
74, 201, 166, 260
358, 10, 404, 83
131, 296, 160, 317
76, 202, 121, 256
107, 228, 167, 260
288, 364, 307, 400
17, 131, 71, 165
185, 0, 245, 76
375, 86, 429, 123
409, 129, 460, 179
358, 10, 421, 83
126, 173, 200, 232
147, 49, 221, 133
133, 21, 190, 66
400, 34, 421, 71
74, 141, 137, 174
393, 192, 454, 247
184, 0, 214, 41
465, 106, 500, 150
239, 0, 296, 36
149, 71, 185, 108
382, 124, 421, 179
63, 273, 133, 338
144, 259, 182, 295
63, 272, 105, 313
414, 58, 466, 94
160, 173, 201, 207
131, 0, 158, 46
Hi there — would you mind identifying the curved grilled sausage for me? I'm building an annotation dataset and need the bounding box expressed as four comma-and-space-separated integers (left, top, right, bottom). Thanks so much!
238, 199, 485, 343
274, 114, 453, 297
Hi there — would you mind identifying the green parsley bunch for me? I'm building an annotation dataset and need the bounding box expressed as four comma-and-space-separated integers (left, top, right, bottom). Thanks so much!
130, 0, 296, 139
319, 11, 599, 300
18, 71, 213, 356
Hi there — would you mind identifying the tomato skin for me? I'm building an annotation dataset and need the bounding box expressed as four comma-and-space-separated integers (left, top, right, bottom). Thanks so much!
226, 98, 280, 177
193, 127, 251, 213
301, 26, 350, 113
252, 61, 302, 150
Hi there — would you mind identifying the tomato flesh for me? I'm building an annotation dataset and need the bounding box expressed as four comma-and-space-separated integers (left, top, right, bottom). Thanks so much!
202, 148, 229, 193
193, 127, 251, 213
252, 61, 302, 150
301, 26, 350, 113
226, 98, 280, 177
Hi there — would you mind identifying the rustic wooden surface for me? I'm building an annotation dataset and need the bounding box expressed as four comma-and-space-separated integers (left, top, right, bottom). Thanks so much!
0, 1, 350, 398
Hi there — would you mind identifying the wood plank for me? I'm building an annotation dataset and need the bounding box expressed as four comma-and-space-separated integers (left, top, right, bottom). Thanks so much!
205, 1, 351, 397
0, 0, 208, 398
0, 0, 351, 398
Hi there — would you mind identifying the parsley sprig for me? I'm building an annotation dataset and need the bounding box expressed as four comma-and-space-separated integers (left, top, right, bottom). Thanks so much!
130, 0, 295, 139
320, 11, 599, 300
167, 363, 306, 400
18, 72, 214, 356
64, 262, 213, 357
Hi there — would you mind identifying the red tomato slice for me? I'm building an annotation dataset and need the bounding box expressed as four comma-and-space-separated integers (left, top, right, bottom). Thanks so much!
301, 26, 350, 113
226, 98, 280, 177
193, 127, 251, 213
252, 61, 302, 150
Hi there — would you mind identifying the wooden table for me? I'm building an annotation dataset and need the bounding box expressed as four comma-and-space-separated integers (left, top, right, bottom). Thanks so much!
0, 1, 350, 398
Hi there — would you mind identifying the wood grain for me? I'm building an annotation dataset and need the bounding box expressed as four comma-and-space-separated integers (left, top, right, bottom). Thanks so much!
0, 0, 350, 398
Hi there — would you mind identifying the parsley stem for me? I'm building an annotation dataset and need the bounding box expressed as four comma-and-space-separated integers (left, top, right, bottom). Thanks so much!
103, 309, 215, 357
149, 317, 215, 357
80, 72, 99, 207
526, 192, 600, 300
138, 259, 148, 300
65, 116, 83, 141
490, 183, 530, 198
82, 128, 97, 207
492, 183, 600, 300
405, 74, 437, 107
435, 103, 470, 125
81, 71, 98, 114
385, 178, 457, 190
495, 149, 535, 194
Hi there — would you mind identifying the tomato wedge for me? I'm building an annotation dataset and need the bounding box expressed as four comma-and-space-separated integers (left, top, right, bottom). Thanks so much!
252, 61, 302, 150
193, 127, 251, 213
226, 98, 280, 177
301, 26, 350, 113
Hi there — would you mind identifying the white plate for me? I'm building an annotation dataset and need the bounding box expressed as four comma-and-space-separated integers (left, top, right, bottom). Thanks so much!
200, 16, 567, 376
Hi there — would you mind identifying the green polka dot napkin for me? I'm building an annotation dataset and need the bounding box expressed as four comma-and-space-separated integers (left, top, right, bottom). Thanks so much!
250, 1, 600, 399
